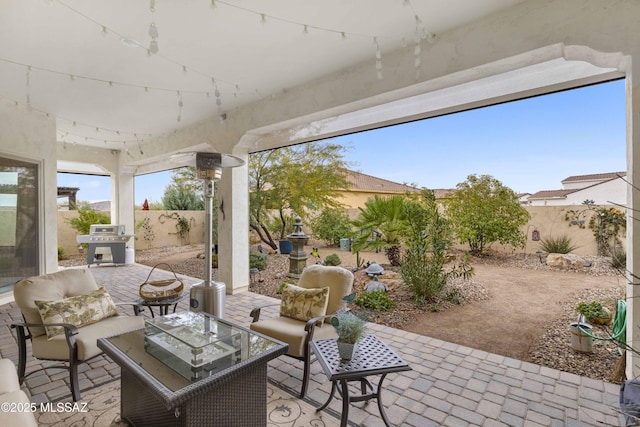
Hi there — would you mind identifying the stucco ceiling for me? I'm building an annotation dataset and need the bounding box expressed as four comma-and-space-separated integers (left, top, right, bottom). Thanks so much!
0, 0, 529, 152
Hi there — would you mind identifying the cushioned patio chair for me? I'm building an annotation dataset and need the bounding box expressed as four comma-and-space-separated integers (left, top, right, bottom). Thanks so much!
249, 264, 354, 398
11, 268, 145, 401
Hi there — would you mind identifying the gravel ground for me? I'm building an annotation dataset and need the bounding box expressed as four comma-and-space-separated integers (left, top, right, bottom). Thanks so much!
60, 246, 627, 383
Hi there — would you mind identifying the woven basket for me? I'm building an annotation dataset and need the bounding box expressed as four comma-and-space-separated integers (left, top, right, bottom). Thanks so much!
139, 263, 184, 302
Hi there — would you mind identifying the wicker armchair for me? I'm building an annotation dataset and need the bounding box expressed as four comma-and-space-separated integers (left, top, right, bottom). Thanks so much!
249, 265, 354, 398
11, 268, 144, 401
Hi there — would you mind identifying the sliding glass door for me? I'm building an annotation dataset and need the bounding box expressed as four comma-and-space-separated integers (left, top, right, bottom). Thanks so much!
0, 156, 38, 294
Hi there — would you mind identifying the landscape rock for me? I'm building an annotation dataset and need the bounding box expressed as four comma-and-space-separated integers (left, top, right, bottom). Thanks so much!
546, 253, 586, 270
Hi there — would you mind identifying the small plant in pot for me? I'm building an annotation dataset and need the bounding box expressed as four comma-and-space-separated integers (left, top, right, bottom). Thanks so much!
331, 309, 367, 360
575, 301, 612, 325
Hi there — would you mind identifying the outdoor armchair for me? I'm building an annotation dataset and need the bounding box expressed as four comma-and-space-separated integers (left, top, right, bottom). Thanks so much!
11, 268, 145, 401
249, 264, 354, 398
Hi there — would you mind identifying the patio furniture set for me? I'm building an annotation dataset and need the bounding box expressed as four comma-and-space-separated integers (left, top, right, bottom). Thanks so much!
6, 264, 410, 426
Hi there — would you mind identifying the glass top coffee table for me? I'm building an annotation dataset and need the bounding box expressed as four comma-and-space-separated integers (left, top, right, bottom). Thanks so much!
97, 311, 287, 427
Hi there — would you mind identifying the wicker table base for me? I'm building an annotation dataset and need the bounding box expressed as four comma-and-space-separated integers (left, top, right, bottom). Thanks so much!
120, 362, 267, 427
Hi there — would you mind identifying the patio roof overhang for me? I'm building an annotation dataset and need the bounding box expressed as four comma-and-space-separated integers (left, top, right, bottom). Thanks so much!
0, 0, 625, 177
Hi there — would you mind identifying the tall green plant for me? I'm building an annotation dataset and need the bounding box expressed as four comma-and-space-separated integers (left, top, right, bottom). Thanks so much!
401, 190, 473, 303
445, 174, 530, 255
67, 204, 110, 235
249, 142, 352, 250
311, 208, 352, 246
588, 206, 626, 256
351, 195, 408, 266
161, 167, 208, 211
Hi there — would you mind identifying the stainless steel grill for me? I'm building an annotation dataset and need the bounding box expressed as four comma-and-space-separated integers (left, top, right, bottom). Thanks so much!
76, 224, 133, 266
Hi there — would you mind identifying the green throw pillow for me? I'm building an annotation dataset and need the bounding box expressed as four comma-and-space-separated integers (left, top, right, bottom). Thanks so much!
35, 287, 118, 339
280, 284, 330, 324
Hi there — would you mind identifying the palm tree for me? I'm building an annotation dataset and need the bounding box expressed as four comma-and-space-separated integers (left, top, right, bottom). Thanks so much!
350, 195, 408, 266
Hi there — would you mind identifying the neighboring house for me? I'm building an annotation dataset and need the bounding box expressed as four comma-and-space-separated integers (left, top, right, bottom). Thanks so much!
517, 193, 532, 205
338, 170, 453, 217
526, 172, 627, 206
339, 170, 421, 211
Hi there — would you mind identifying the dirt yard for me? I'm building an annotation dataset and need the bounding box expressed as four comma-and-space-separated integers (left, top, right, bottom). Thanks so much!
403, 262, 624, 360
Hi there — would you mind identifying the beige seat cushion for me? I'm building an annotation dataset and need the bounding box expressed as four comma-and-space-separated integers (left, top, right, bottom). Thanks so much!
32, 315, 144, 361
0, 390, 38, 427
250, 316, 338, 358
14, 269, 99, 338
0, 359, 20, 394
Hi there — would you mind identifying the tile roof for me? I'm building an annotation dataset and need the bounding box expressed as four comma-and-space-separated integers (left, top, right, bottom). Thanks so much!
344, 170, 421, 194
561, 171, 626, 183
527, 189, 576, 200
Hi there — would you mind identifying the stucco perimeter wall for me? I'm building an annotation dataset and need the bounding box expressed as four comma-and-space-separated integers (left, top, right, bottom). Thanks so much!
56, 205, 621, 258
57, 210, 206, 256
459, 205, 626, 257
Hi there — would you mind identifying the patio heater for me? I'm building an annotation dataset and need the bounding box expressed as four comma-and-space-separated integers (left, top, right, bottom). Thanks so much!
189, 152, 244, 319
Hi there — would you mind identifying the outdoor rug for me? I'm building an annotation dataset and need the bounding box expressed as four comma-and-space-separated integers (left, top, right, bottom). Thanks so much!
35, 380, 336, 426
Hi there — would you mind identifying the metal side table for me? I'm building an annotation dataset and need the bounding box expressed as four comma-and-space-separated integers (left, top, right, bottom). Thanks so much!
134, 292, 188, 318
310, 334, 412, 427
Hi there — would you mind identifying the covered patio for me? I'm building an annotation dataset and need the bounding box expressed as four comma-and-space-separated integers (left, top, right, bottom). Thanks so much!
0, 264, 626, 425
1, 1, 640, 422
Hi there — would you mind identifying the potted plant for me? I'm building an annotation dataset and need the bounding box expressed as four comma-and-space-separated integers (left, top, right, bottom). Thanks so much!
331, 309, 367, 360
576, 301, 612, 325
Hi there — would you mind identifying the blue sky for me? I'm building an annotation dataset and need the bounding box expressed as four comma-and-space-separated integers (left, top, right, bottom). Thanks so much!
57, 79, 626, 206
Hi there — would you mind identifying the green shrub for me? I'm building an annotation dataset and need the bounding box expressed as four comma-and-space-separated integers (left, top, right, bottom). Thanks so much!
310, 209, 353, 246
249, 252, 267, 271
67, 204, 110, 235
576, 301, 606, 323
401, 192, 472, 303
354, 290, 396, 311
57, 247, 67, 261
446, 289, 462, 305
324, 253, 341, 266
539, 235, 578, 254
611, 247, 626, 269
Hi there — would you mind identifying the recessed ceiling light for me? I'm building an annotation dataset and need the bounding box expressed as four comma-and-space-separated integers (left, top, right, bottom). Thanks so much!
120, 37, 140, 48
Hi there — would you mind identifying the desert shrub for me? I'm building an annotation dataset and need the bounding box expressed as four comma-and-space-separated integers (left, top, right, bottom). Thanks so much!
324, 253, 341, 266
401, 191, 472, 303
539, 235, 578, 254
446, 289, 462, 305
311, 209, 352, 246
57, 247, 67, 261
67, 204, 110, 235
354, 290, 396, 311
611, 248, 626, 269
249, 252, 267, 271
576, 301, 607, 323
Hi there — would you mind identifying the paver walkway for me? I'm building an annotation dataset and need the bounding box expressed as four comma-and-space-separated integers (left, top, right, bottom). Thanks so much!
0, 264, 627, 426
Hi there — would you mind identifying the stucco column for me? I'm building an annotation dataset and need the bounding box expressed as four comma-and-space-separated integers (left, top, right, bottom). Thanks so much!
110, 164, 136, 255
627, 55, 640, 378
217, 155, 249, 294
